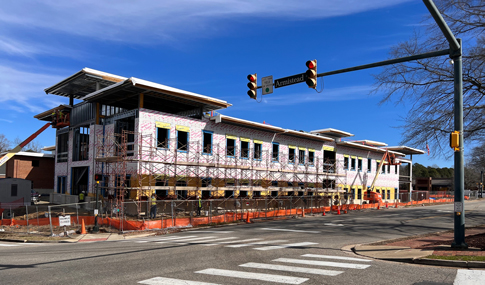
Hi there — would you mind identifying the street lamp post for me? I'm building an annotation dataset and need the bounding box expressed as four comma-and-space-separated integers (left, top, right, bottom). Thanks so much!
93, 181, 100, 233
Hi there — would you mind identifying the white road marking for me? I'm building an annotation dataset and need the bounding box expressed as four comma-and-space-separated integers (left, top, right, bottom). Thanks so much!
188, 237, 237, 244
302, 254, 372, 262
156, 236, 216, 244
138, 276, 220, 285
204, 238, 262, 246
454, 269, 485, 285
149, 235, 198, 241
323, 223, 344, 227
240, 262, 343, 276
226, 240, 288, 248
0, 243, 19, 247
195, 268, 308, 284
273, 258, 371, 269
191, 231, 233, 233
260, 228, 321, 233
254, 242, 318, 251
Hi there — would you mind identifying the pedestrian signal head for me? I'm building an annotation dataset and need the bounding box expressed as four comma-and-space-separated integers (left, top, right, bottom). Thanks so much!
247, 73, 257, 99
305, 60, 317, 89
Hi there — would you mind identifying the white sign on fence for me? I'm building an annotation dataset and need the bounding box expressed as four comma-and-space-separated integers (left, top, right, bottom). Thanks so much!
59, 215, 71, 227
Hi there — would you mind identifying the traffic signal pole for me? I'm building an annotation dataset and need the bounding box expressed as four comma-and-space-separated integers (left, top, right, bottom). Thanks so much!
248, 0, 467, 248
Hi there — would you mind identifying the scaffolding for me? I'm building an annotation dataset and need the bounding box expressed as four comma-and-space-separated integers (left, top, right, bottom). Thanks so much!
95, 131, 347, 216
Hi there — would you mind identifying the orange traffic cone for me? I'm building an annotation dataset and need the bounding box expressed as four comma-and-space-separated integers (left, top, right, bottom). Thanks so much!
395, 202, 398, 208
81, 219, 87, 234
344, 209, 347, 214
246, 212, 251, 223
323, 208, 326, 216
337, 207, 341, 215
386, 203, 388, 209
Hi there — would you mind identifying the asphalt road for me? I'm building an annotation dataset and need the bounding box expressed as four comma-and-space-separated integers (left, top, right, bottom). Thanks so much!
2, 200, 485, 285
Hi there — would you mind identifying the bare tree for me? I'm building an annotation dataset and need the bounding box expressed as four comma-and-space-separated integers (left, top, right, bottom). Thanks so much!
373, 0, 485, 157
0, 134, 11, 152
13, 137, 43, 153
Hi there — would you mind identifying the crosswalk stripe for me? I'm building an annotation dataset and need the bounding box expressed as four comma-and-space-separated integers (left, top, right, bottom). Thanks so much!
302, 254, 372, 262
156, 236, 216, 244
204, 238, 262, 246
254, 242, 318, 251
138, 276, 220, 285
454, 269, 485, 285
149, 235, 198, 241
195, 268, 308, 284
191, 231, 233, 233
0, 243, 19, 247
260, 228, 321, 233
135, 241, 149, 243
188, 237, 237, 244
273, 258, 371, 269
240, 262, 343, 276
226, 240, 288, 248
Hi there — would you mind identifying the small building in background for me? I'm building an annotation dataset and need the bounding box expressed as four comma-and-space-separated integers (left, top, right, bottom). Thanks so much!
0, 152, 55, 195
0, 178, 32, 206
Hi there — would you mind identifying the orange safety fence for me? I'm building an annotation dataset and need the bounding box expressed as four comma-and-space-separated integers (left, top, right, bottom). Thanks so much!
0, 198, 457, 230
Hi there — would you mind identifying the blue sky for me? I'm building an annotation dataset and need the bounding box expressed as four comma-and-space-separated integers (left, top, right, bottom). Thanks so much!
0, 0, 454, 167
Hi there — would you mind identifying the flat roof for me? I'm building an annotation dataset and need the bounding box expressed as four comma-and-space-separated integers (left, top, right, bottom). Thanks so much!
211, 115, 334, 142
336, 141, 405, 156
0, 152, 55, 158
386, 146, 426, 155
44, 68, 126, 99
352, 140, 388, 147
81, 77, 232, 112
310, 128, 354, 138
34, 104, 72, 121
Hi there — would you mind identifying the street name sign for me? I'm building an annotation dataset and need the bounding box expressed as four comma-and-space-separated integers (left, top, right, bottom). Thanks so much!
262, 75, 273, 95
59, 215, 71, 227
275, 73, 307, 88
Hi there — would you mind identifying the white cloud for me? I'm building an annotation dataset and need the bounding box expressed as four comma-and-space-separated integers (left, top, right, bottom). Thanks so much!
0, 0, 413, 44
0, 118, 13, 123
0, 65, 64, 113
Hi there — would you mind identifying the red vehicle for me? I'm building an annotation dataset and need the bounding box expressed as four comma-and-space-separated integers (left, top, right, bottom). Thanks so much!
364, 191, 382, 203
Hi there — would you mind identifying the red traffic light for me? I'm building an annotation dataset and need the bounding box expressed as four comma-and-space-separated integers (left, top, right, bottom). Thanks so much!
247, 73, 257, 100
306, 60, 316, 69
247, 74, 256, 82
95, 174, 102, 181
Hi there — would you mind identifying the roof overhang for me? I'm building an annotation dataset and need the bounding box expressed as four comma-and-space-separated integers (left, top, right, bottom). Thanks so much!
81, 77, 231, 113
386, 146, 425, 155
337, 141, 405, 157
42, 146, 56, 152
352, 140, 388, 147
0, 151, 55, 158
310, 128, 354, 138
44, 68, 126, 99
211, 115, 334, 142
34, 104, 72, 121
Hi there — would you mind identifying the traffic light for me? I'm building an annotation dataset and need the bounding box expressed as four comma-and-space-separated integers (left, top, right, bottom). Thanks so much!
247, 74, 257, 99
305, 60, 317, 88
94, 174, 102, 182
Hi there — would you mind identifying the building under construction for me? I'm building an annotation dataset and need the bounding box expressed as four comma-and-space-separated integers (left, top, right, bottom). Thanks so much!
34, 68, 423, 210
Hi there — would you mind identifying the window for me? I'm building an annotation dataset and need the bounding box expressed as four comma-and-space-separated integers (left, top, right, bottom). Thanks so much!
57, 133, 68, 163
157, 128, 170, 148
308, 150, 315, 165
350, 188, 355, 200
387, 189, 391, 199
395, 165, 398, 174
357, 188, 362, 199
350, 157, 356, 171
202, 130, 212, 154
226, 137, 236, 157
376, 161, 379, 173
241, 140, 249, 158
367, 158, 372, 172
272, 143, 279, 162
57, 176, 67, 194
32, 160, 40, 167
381, 164, 386, 174
11, 184, 18, 197
344, 156, 349, 169
289, 147, 295, 163
357, 158, 362, 172
73, 126, 90, 161
298, 149, 305, 165
177, 130, 189, 152
254, 142, 262, 160
387, 164, 390, 174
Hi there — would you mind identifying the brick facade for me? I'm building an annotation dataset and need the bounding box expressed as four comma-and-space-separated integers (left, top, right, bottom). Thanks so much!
4, 154, 54, 191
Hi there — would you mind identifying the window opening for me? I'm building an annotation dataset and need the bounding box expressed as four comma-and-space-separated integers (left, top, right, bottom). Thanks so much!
226, 138, 235, 156
157, 128, 170, 148
177, 131, 189, 152
298, 149, 305, 165
202, 131, 213, 154
11, 184, 18, 197
254, 142, 262, 160
350, 157, 356, 170
308, 151, 315, 165
73, 126, 90, 161
367, 158, 372, 172
289, 148, 295, 163
57, 133, 68, 163
241, 141, 249, 158
272, 143, 279, 162
358, 158, 362, 172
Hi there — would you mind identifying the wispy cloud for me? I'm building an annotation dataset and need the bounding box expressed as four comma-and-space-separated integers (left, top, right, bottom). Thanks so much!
0, 1, 413, 44
0, 118, 13, 123
0, 65, 64, 113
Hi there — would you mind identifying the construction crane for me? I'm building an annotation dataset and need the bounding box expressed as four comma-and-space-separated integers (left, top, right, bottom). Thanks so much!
364, 150, 401, 203
0, 123, 51, 168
